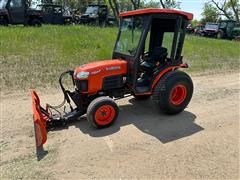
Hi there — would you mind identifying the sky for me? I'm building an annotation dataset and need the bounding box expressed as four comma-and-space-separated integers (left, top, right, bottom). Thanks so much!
147, 0, 222, 20
180, 0, 209, 20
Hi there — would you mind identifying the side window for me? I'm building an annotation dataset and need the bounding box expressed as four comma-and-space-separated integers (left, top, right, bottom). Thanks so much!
99, 8, 107, 16
144, 31, 150, 53
162, 32, 174, 58
228, 22, 234, 28
53, 7, 62, 14
10, 0, 22, 8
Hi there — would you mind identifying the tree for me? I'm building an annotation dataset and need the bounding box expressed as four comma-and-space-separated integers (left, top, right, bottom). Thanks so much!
107, 0, 143, 23
108, 0, 120, 23
144, 0, 160, 8
228, 0, 240, 23
201, 3, 220, 23
190, 19, 200, 27
211, 0, 240, 24
130, 0, 141, 10
159, 0, 181, 9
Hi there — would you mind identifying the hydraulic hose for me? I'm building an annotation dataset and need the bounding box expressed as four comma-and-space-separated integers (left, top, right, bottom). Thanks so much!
47, 70, 75, 112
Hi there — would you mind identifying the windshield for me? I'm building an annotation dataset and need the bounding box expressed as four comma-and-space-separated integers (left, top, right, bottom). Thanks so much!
29, 0, 41, 10
0, 0, 8, 9
205, 23, 219, 30
115, 16, 145, 56
85, 6, 98, 14
63, 8, 71, 16
219, 22, 227, 28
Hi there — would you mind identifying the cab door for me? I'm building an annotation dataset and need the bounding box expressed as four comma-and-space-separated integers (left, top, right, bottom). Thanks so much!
226, 21, 235, 37
52, 6, 64, 24
7, 0, 25, 24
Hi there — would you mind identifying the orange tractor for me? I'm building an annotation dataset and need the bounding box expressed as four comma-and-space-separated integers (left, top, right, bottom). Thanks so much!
32, 8, 193, 153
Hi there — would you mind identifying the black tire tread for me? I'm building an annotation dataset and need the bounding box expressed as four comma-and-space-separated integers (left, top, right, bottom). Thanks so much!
152, 70, 193, 114
87, 96, 119, 128
29, 19, 42, 26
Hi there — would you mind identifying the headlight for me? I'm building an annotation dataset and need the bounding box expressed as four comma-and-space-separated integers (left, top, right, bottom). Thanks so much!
76, 71, 89, 79
89, 14, 97, 18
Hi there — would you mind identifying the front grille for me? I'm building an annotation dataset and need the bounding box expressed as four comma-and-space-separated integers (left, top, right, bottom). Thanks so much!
75, 80, 88, 91
103, 75, 123, 90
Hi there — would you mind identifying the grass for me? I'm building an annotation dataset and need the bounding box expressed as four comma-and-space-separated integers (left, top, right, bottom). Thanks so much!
0, 25, 239, 90
183, 35, 240, 72
1, 145, 58, 179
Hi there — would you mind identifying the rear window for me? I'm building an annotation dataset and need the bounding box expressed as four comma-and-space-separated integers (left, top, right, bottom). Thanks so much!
205, 23, 219, 30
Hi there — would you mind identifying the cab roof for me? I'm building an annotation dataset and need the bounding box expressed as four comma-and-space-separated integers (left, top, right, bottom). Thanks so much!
119, 8, 193, 20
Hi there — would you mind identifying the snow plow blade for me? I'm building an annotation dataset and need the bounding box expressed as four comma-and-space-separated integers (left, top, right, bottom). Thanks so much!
31, 90, 49, 159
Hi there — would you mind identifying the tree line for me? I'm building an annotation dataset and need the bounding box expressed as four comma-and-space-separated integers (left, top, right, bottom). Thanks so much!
201, 0, 239, 24
40, 0, 239, 24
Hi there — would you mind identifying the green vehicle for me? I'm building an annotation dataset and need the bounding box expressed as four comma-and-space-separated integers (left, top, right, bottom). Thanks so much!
217, 20, 240, 40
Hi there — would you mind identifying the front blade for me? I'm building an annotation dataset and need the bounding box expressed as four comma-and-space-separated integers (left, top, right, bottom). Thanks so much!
31, 90, 48, 159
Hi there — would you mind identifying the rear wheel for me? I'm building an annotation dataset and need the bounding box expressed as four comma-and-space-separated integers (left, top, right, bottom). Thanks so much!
87, 97, 119, 128
29, 19, 42, 27
152, 70, 193, 114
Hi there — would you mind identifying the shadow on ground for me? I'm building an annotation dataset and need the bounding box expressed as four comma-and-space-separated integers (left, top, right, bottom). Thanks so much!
55, 97, 203, 144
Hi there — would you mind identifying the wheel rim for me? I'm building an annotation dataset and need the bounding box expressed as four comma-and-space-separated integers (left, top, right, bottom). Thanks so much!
170, 84, 187, 105
95, 105, 116, 125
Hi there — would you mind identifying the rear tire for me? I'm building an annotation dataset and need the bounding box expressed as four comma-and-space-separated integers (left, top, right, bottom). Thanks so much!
152, 70, 193, 114
29, 19, 42, 27
87, 97, 119, 128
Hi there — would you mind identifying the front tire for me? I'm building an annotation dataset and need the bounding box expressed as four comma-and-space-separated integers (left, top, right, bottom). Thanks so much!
152, 70, 193, 114
217, 30, 224, 39
0, 18, 8, 26
87, 97, 119, 128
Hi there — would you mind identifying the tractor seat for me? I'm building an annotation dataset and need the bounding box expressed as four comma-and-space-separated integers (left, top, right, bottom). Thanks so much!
140, 47, 168, 72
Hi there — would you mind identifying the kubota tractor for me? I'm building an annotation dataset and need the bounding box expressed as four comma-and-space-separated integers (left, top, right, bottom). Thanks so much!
32, 8, 194, 155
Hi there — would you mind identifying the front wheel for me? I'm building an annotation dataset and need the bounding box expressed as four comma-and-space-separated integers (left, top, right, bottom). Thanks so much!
0, 18, 8, 26
217, 30, 224, 39
152, 70, 193, 114
87, 97, 119, 128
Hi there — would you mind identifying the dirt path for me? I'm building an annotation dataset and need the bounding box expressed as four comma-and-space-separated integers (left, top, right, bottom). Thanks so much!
1, 72, 239, 179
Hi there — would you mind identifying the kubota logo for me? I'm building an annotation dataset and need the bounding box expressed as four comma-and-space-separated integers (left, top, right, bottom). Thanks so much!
106, 66, 121, 71
91, 70, 101, 75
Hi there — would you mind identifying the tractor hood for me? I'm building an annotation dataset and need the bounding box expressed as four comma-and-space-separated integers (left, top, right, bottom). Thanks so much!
74, 59, 127, 94
74, 59, 127, 80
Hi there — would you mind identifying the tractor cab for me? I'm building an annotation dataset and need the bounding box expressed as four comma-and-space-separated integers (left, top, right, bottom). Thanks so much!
113, 9, 193, 94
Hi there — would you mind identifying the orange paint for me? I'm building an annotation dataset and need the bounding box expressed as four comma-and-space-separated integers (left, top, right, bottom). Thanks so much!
31, 90, 48, 147
95, 105, 116, 125
135, 64, 188, 95
74, 59, 127, 94
119, 8, 193, 20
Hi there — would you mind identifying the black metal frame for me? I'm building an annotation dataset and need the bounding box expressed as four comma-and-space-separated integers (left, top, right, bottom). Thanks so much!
40, 4, 72, 25
40, 70, 85, 128
112, 13, 189, 93
0, 0, 42, 25
79, 4, 108, 25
